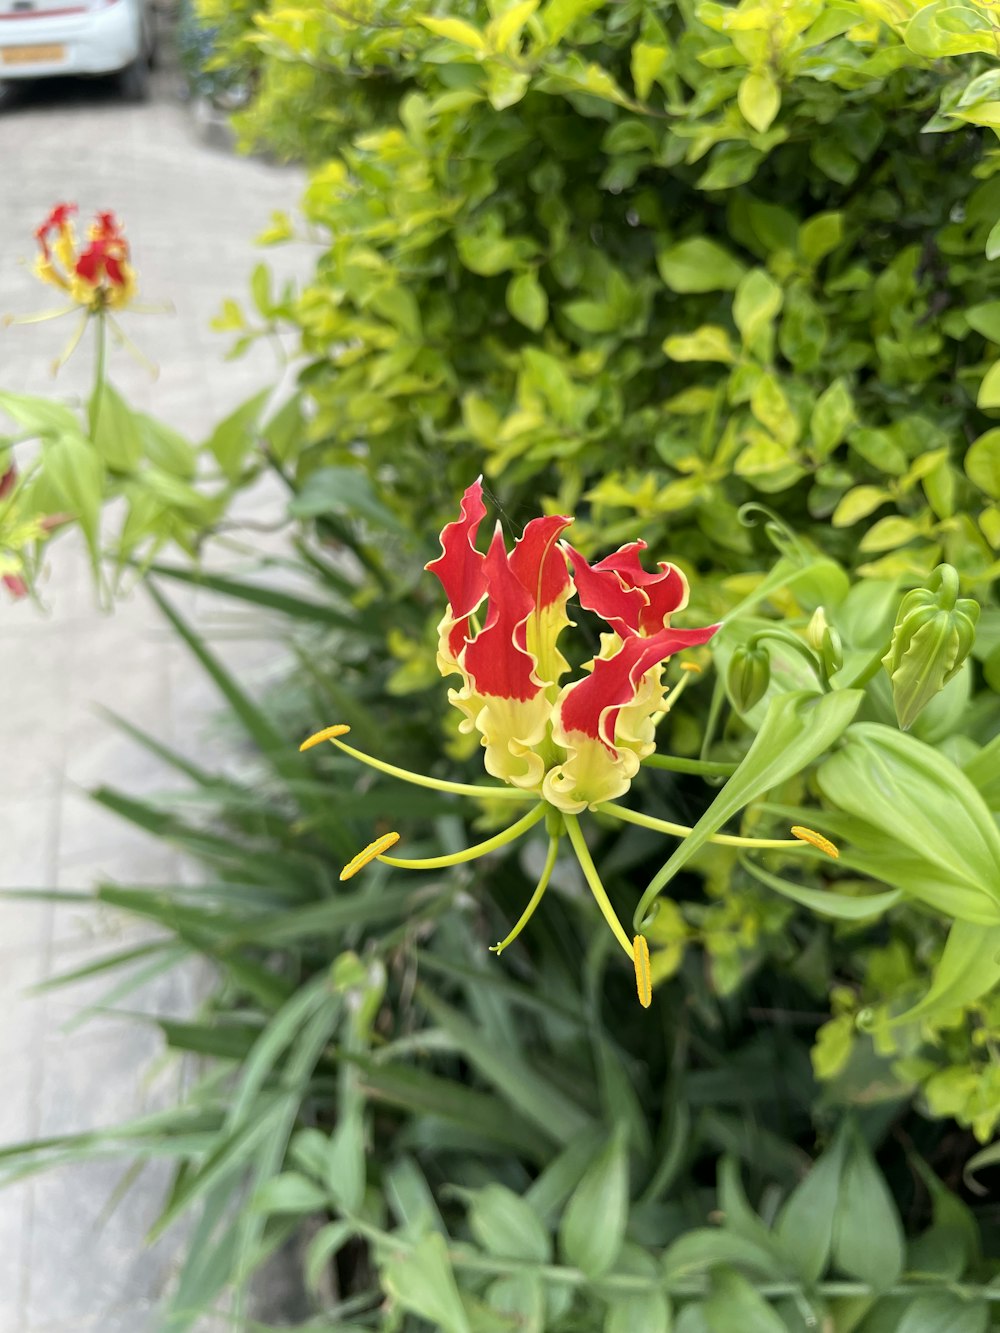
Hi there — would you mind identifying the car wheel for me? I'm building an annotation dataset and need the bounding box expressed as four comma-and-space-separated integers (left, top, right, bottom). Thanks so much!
120, 55, 150, 102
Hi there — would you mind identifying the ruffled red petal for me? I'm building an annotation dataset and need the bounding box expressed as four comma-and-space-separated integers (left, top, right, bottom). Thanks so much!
564, 542, 646, 636
34, 201, 77, 261
426, 478, 488, 658
559, 623, 720, 746
510, 513, 572, 608
596, 542, 687, 634
463, 524, 539, 702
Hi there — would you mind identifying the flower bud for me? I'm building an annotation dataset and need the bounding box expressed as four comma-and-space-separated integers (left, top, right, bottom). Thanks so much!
727, 643, 771, 713
806, 607, 843, 676
882, 564, 979, 730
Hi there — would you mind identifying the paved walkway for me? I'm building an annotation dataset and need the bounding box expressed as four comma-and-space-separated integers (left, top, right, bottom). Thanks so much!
0, 62, 306, 1331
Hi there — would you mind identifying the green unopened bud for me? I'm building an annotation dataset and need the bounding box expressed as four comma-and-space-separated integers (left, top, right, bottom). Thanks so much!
806, 608, 844, 676
882, 564, 979, 730
727, 643, 771, 713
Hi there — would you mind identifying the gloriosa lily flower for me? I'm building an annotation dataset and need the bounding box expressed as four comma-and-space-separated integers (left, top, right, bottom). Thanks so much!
34, 204, 136, 311
301, 480, 836, 1007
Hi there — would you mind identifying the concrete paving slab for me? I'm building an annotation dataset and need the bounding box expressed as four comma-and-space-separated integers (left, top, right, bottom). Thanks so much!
0, 43, 308, 1331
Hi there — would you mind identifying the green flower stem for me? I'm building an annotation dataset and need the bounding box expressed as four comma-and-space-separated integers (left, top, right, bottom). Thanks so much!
87, 312, 108, 435
564, 814, 632, 958
596, 802, 810, 850
380, 803, 546, 871
328, 735, 527, 800
642, 754, 739, 777
351, 1219, 1000, 1303
491, 833, 561, 955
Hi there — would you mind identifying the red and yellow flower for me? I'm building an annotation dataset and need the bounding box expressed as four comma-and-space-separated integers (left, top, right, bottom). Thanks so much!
34, 203, 136, 311
301, 480, 835, 1007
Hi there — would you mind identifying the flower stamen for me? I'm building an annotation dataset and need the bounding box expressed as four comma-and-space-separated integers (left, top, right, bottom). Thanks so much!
791, 826, 839, 859
633, 934, 652, 1008
564, 813, 632, 958
300, 723, 526, 800
300, 724, 352, 751
379, 804, 546, 871
340, 832, 401, 881
491, 834, 560, 955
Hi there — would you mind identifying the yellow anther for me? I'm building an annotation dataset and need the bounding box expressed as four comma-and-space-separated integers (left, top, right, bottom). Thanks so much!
340, 832, 401, 881
633, 933, 652, 1009
679, 661, 703, 674
791, 826, 839, 859
300, 724, 351, 752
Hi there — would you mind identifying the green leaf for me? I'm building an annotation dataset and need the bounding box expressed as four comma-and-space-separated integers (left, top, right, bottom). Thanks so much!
750, 373, 799, 446
663, 326, 736, 363
743, 861, 901, 921
733, 268, 783, 356
896, 1294, 987, 1333
382, 1232, 472, 1333
89, 381, 141, 471
895, 921, 1000, 1025
832, 485, 890, 527
325, 1110, 366, 1213
635, 690, 863, 927
605, 1289, 672, 1333
857, 515, 923, 553
965, 300, 1000, 342
489, 0, 538, 50
705, 1269, 786, 1333
559, 1126, 628, 1278
203, 388, 269, 481
43, 437, 104, 565
738, 70, 780, 133
142, 562, 359, 631
799, 212, 843, 265
965, 428, 1000, 498
817, 725, 1000, 923
831, 1124, 904, 1291
468, 1185, 551, 1263
507, 272, 549, 331
254, 1171, 328, 1215
987, 218, 1000, 261
564, 299, 618, 333
657, 238, 746, 293
0, 391, 81, 438
418, 989, 593, 1145
288, 465, 404, 533
811, 377, 854, 458
418, 15, 486, 50
775, 1128, 847, 1284
977, 360, 1000, 409
541, 0, 605, 42
631, 41, 669, 101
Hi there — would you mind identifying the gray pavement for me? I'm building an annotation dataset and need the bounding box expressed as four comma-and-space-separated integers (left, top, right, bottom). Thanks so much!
0, 59, 307, 1331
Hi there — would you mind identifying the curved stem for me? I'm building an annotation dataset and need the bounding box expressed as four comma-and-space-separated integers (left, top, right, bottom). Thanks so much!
380, 804, 546, 871
91, 312, 107, 430
595, 802, 812, 850
327, 735, 527, 801
491, 833, 560, 955
563, 814, 632, 958
642, 754, 738, 778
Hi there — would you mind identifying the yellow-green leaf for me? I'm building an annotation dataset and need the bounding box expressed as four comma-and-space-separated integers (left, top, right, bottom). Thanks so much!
858, 514, 924, 553
506, 271, 548, 330
832, 485, 891, 527
965, 427, 1000, 499
418, 15, 487, 50
657, 237, 746, 292
662, 325, 736, 363
488, 0, 538, 51
977, 359, 1000, 409
631, 40, 669, 100
738, 69, 780, 133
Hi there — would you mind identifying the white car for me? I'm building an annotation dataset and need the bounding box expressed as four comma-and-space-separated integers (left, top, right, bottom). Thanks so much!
0, 0, 156, 100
